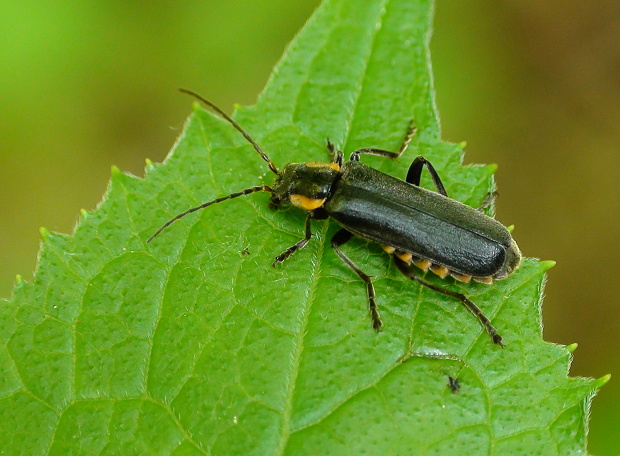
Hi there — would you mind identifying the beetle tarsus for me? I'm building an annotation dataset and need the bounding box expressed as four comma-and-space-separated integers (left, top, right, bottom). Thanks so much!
371, 305, 382, 332
491, 332, 505, 348
398, 120, 417, 156
331, 229, 383, 330
272, 214, 313, 266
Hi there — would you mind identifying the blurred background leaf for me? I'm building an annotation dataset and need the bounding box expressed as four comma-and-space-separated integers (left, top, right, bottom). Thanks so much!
1, 1, 618, 454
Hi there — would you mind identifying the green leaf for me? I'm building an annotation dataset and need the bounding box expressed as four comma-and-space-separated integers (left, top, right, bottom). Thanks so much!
0, 0, 606, 454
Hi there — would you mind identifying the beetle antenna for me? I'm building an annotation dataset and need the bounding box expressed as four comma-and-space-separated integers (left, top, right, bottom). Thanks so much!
147, 185, 272, 243
179, 88, 279, 175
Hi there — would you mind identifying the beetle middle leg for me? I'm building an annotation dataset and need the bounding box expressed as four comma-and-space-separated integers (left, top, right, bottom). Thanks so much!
406, 156, 448, 196
331, 229, 382, 331
408, 156, 498, 211
273, 214, 313, 266
393, 256, 504, 347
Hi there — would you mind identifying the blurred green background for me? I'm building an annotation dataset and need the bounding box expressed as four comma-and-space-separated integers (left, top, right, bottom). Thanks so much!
1, 1, 618, 454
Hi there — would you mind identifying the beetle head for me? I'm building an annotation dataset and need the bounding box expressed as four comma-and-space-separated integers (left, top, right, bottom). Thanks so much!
270, 162, 340, 211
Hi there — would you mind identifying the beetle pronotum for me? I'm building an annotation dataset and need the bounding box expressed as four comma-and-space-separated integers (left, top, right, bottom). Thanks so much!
148, 89, 521, 347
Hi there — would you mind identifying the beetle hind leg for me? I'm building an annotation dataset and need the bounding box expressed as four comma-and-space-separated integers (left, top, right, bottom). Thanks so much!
393, 256, 504, 347
332, 229, 382, 331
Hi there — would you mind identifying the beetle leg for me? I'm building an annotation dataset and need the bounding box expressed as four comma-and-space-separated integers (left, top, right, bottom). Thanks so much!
406, 156, 448, 197
326, 139, 344, 167
331, 229, 382, 331
326, 138, 335, 153
398, 119, 417, 155
393, 257, 504, 347
273, 214, 313, 266
350, 120, 417, 162
350, 148, 399, 161
335, 150, 344, 167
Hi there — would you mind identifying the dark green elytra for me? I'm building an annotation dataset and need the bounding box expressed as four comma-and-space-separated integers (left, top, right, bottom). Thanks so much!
321, 161, 521, 280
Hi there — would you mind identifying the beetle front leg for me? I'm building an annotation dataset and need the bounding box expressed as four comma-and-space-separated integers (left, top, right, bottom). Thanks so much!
331, 229, 382, 331
393, 257, 504, 347
326, 139, 344, 167
406, 156, 448, 196
349, 120, 417, 162
273, 214, 313, 266
397, 119, 417, 155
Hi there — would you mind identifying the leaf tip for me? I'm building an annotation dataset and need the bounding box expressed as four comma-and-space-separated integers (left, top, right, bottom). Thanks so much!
540, 260, 556, 271
566, 342, 578, 353
188, 100, 202, 112
39, 226, 50, 239
111, 165, 121, 177
595, 374, 611, 388
15, 274, 23, 285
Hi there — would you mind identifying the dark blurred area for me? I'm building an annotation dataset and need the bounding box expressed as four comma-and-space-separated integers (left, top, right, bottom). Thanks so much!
1, 1, 617, 454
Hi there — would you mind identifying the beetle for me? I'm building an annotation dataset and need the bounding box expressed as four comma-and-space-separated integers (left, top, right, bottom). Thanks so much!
148, 89, 522, 348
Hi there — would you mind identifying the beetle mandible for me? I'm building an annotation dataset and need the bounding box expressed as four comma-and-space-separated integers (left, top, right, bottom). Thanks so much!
148, 89, 522, 348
